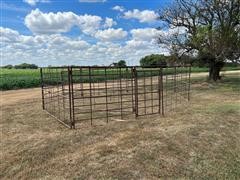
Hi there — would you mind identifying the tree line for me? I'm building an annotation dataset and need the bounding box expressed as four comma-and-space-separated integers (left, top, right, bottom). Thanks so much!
2, 63, 38, 69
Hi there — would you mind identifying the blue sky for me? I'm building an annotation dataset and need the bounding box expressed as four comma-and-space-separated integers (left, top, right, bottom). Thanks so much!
1, 0, 173, 66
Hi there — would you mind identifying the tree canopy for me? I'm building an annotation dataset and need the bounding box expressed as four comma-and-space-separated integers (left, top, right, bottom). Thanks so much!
157, 0, 240, 80
110, 60, 127, 67
14, 63, 38, 69
140, 54, 168, 67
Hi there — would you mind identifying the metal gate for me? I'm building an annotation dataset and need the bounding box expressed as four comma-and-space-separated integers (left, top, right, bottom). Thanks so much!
40, 65, 191, 128
134, 67, 163, 116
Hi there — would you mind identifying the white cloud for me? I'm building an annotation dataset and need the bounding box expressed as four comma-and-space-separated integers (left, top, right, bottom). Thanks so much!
95, 28, 127, 41
0, 27, 20, 42
112, 6, 125, 12
79, 0, 106, 3
24, 9, 103, 35
23, 0, 50, 6
123, 9, 158, 23
130, 28, 161, 41
103, 18, 117, 28
1, 27, 168, 66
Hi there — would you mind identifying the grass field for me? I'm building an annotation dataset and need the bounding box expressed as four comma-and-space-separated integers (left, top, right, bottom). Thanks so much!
1, 72, 239, 179
1, 66, 240, 90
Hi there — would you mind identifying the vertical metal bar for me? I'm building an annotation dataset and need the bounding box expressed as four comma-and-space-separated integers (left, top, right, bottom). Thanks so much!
89, 67, 93, 125
40, 68, 45, 110
57, 69, 61, 120
119, 68, 123, 119
134, 67, 138, 117
131, 68, 135, 112
150, 69, 153, 114
158, 68, 161, 114
126, 68, 129, 92
174, 67, 177, 93
67, 67, 73, 128
174, 67, 177, 109
70, 67, 75, 129
61, 71, 66, 121
188, 66, 191, 101
160, 67, 164, 116
80, 67, 84, 97
143, 71, 146, 115
104, 67, 109, 123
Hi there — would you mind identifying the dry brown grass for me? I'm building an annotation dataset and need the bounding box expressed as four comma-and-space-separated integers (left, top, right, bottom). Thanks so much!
1, 73, 240, 179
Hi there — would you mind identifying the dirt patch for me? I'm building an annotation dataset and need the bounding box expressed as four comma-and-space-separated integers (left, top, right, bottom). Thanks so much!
1, 88, 41, 106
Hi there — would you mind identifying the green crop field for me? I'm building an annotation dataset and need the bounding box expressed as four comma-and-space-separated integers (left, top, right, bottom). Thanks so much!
0, 66, 239, 90
0, 69, 41, 90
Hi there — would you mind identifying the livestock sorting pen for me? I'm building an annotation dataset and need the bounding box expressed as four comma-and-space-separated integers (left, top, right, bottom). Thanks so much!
40, 65, 191, 128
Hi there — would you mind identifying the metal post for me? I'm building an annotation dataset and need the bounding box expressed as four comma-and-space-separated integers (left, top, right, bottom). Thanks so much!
80, 67, 84, 97
61, 71, 66, 121
131, 68, 135, 113
188, 66, 191, 101
158, 68, 161, 114
40, 68, 45, 110
70, 67, 75, 129
133, 67, 138, 117
160, 67, 164, 116
174, 67, 177, 93
104, 67, 109, 123
89, 67, 93, 125
150, 69, 153, 114
119, 68, 123, 119
67, 67, 73, 128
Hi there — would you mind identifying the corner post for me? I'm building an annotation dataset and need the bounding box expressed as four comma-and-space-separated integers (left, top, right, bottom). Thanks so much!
67, 67, 73, 129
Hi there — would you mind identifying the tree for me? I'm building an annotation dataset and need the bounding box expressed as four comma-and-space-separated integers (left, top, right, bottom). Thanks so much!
15, 63, 38, 69
2, 64, 13, 69
157, 0, 240, 81
140, 54, 167, 67
110, 60, 127, 67
117, 60, 127, 67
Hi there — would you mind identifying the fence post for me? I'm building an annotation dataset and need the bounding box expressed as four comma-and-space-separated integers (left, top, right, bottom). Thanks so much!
104, 67, 109, 123
70, 67, 75, 129
131, 68, 135, 113
158, 68, 161, 114
61, 71, 66, 121
80, 67, 84, 97
160, 67, 164, 116
67, 67, 73, 128
188, 66, 191, 101
133, 67, 138, 117
88, 67, 93, 125
174, 66, 177, 93
40, 68, 45, 110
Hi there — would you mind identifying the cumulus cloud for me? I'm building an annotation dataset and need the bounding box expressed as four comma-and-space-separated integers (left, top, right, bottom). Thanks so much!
130, 28, 161, 41
103, 18, 117, 28
123, 9, 158, 23
95, 28, 127, 41
23, 0, 50, 6
24, 9, 104, 35
1, 27, 169, 66
0, 27, 20, 42
112, 5, 125, 12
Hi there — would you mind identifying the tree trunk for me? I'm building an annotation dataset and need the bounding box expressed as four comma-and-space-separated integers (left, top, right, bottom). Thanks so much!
209, 61, 224, 81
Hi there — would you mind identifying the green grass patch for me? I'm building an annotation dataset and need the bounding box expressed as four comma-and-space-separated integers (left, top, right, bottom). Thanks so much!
1, 67, 239, 90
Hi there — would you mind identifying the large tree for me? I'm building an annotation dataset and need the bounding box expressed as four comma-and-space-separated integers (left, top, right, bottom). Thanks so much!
157, 0, 240, 81
140, 54, 167, 67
